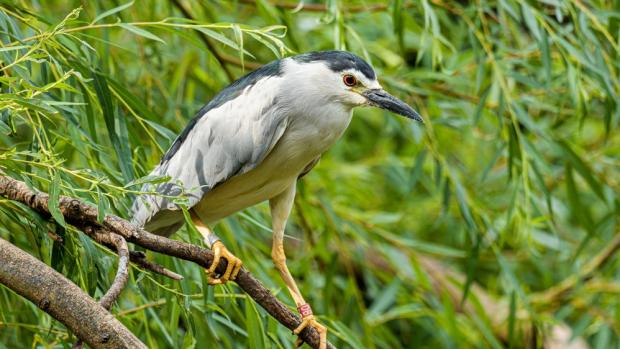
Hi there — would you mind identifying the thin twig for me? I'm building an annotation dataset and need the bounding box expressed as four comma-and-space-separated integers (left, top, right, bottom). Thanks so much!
128, 250, 184, 280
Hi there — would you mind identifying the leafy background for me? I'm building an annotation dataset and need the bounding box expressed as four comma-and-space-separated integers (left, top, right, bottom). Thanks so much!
1, 0, 619, 348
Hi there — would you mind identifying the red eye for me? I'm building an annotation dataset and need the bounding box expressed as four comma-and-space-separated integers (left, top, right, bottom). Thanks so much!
343, 74, 357, 86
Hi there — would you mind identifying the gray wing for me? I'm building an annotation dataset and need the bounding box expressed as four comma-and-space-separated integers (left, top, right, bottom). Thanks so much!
132, 75, 286, 235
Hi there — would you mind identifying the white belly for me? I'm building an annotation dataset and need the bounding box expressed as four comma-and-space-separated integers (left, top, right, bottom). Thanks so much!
193, 132, 315, 223
193, 107, 353, 224
193, 164, 295, 223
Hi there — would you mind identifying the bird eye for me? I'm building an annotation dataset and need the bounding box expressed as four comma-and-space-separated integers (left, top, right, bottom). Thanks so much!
343, 74, 357, 87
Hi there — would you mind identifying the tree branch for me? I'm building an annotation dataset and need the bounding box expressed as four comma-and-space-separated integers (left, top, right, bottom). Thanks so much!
85, 224, 184, 280
73, 233, 131, 349
0, 237, 147, 349
98, 233, 130, 310
0, 175, 334, 349
129, 250, 184, 280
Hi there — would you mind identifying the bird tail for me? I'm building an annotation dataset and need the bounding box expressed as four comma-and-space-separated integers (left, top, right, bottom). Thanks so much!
131, 188, 186, 237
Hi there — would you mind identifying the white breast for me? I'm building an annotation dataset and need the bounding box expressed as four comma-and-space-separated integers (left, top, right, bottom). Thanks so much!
194, 105, 353, 224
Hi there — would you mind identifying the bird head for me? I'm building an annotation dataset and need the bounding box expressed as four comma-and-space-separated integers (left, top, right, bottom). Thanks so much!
288, 51, 423, 123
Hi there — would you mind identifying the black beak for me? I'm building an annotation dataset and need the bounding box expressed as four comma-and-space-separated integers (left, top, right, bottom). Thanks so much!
363, 89, 423, 123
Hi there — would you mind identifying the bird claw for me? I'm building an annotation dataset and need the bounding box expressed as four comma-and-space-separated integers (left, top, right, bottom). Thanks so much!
206, 241, 242, 285
293, 304, 327, 349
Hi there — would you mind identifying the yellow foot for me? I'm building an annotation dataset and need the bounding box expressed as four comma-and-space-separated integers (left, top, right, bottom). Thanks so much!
206, 241, 242, 285
293, 304, 327, 349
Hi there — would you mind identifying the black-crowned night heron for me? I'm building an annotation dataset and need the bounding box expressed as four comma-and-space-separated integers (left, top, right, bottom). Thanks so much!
132, 50, 422, 348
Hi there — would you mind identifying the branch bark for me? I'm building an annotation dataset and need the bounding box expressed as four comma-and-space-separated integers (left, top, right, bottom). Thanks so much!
0, 175, 334, 349
73, 233, 131, 349
128, 250, 184, 280
85, 224, 184, 280
99, 233, 130, 310
0, 237, 147, 349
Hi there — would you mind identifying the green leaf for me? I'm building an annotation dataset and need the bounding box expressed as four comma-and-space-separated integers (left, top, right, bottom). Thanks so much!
247, 32, 280, 58
196, 28, 253, 57
393, 0, 404, 52
96, 186, 106, 223
507, 291, 516, 348
365, 279, 401, 323
92, 71, 134, 181
0, 119, 11, 135
540, 29, 551, 84
473, 85, 491, 125
245, 300, 267, 349
0, 45, 29, 52
558, 140, 606, 202
461, 235, 480, 305
48, 172, 66, 228
521, 4, 540, 40
91, 1, 135, 24
409, 149, 427, 190
232, 24, 245, 69
78, 81, 98, 143
119, 23, 166, 44
451, 174, 476, 234
50, 225, 66, 272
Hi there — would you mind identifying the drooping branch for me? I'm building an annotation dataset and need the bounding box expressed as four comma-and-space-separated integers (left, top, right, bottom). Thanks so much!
0, 175, 334, 349
73, 233, 131, 349
0, 237, 147, 349
98, 233, 130, 310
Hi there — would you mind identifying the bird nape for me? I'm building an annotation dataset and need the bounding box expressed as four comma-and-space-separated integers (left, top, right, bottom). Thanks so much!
131, 50, 423, 348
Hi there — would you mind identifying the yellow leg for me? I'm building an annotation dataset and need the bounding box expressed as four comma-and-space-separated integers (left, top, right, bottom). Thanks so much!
270, 184, 327, 349
190, 210, 242, 285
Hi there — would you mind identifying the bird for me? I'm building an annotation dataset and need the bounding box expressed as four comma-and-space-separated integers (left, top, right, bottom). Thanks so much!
132, 50, 422, 348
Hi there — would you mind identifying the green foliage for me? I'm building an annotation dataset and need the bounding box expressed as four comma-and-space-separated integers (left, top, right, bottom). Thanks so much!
1, 1, 619, 348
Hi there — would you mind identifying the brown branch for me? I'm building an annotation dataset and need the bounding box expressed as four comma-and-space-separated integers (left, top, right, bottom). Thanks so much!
73, 233, 131, 349
0, 237, 147, 349
81, 223, 183, 281
0, 175, 334, 349
129, 250, 184, 280
99, 233, 130, 310
85, 224, 183, 280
